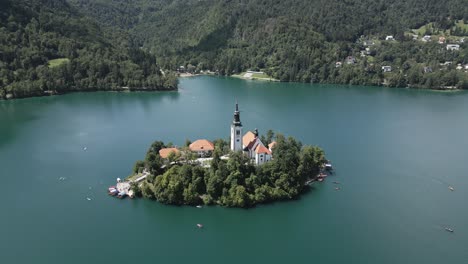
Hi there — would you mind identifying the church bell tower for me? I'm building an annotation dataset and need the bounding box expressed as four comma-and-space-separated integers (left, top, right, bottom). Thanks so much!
230, 102, 243, 151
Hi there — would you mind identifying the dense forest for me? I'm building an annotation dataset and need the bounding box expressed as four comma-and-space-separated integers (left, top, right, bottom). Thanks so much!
0, 0, 177, 99
70, 0, 468, 89
130, 133, 326, 207
2, 0, 468, 96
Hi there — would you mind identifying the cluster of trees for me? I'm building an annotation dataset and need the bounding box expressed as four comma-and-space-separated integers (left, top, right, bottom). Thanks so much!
69, 0, 468, 89
0, 0, 177, 99
131, 132, 326, 207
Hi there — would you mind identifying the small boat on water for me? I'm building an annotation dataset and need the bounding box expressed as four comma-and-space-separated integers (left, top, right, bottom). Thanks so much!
117, 192, 126, 199
197, 224, 203, 228
108, 189, 118, 196
335, 187, 341, 191
196, 205, 202, 208
86, 197, 92, 201
318, 178, 323, 182
83, 147, 87, 151
448, 186, 454, 191
445, 227, 454, 233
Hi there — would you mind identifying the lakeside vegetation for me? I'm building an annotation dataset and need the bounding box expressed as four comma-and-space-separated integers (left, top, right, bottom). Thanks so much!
130, 132, 326, 207
0, 0, 177, 100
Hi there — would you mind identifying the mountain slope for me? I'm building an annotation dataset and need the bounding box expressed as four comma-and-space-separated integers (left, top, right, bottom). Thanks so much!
0, 0, 177, 99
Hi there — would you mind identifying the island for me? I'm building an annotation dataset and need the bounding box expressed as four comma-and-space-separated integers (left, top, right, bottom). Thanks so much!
112, 103, 330, 208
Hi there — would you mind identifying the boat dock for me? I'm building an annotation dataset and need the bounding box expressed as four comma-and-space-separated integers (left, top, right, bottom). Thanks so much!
110, 169, 150, 199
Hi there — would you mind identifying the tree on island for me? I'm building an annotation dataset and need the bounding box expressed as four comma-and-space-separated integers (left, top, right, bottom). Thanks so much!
130, 132, 326, 208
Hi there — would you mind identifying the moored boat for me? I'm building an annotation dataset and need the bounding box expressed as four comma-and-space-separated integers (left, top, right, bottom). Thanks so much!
197, 224, 203, 228
445, 227, 454, 232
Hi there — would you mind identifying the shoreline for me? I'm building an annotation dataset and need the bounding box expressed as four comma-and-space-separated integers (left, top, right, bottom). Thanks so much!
0, 86, 178, 101
2, 76, 466, 101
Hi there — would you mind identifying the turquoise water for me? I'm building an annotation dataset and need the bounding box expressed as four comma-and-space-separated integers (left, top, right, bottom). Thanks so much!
1, 76, 468, 263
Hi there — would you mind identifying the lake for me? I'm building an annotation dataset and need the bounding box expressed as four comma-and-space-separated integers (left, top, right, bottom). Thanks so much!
1, 76, 468, 263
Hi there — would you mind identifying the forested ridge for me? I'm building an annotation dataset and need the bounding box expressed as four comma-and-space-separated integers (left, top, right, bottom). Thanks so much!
2, 0, 468, 96
0, 0, 177, 99
70, 0, 468, 89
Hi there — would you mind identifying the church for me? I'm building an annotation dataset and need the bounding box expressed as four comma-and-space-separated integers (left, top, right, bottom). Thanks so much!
230, 103, 274, 165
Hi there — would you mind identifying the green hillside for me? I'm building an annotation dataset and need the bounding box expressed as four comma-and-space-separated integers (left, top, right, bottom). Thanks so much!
68, 0, 468, 89
0, 0, 177, 99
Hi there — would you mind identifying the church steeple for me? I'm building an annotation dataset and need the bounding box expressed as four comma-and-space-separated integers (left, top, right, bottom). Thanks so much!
233, 101, 242, 126
230, 101, 243, 151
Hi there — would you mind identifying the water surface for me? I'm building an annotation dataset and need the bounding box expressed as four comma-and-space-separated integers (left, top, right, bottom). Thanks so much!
1, 76, 468, 263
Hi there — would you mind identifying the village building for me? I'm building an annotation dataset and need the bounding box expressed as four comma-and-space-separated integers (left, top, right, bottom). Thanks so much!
189, 139, 214, 157
159, 148, 180, 159
423, 66, 433, 73
382, 66, 392, 72
335, 61, 342, 68
422, 35, 431, 42
438, 36, 446, 44
446, 44, 460, 51
345, 56, 356, 65
385, 35, 394, 41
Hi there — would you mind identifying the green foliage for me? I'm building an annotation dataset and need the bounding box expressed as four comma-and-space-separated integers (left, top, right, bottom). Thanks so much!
0, 0, 177, 99
134, 132, 326, 207
70, 0, 468, 89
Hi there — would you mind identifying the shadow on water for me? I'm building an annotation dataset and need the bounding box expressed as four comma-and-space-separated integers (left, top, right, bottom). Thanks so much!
0, 91, 180, 149
0, 101, 43, 149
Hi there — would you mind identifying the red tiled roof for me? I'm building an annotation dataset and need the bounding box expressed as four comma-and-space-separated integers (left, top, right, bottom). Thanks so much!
268, 141, 277, 150
159, 148, 180, 159
255, 144, 271, 155
243, 131, 256, 147
189, 139, 214, 152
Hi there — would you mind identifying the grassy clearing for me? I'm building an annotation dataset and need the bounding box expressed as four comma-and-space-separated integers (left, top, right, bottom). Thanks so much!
48, 58, 70, 68
412, 23, 434, 35
455, 20, 468, 31
232, 71, 279, 81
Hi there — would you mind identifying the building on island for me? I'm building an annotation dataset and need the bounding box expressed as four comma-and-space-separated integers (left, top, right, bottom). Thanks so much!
230, 103, 273, 165
159, 148, 180, 159
189, 139, 214, 157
